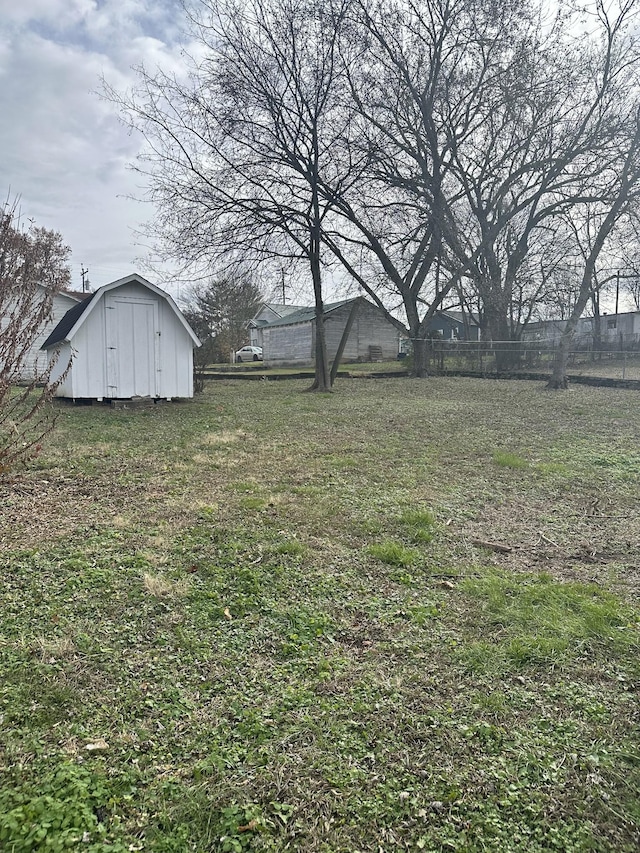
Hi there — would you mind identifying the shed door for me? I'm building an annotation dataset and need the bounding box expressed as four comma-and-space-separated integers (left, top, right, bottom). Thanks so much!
105, 296, 160, 398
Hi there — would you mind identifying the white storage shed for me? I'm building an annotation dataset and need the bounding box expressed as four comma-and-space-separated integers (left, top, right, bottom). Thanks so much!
43, 274, 200, 400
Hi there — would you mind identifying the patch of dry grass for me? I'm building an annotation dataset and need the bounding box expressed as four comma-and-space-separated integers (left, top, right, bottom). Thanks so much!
32, 635, 76, 661
142, 572, 190, 598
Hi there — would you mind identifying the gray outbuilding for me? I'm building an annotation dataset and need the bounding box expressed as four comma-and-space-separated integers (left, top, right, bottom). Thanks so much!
257, 297, 401, 366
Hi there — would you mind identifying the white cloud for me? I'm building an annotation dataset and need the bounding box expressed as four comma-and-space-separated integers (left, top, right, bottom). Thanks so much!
0, 0, 96, 31
0, 0, 190, 292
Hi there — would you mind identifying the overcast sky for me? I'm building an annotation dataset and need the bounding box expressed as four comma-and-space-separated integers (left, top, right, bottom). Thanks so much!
0, 0, 193, 297
1, 1, 632, 314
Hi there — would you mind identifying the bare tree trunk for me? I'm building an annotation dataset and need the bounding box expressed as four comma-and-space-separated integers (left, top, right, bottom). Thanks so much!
548, 120, 640, 390
549, 248, 606, 387
312, 312, 331, 391
590, 290, 602, 361
485, 300, 516, 371
308, 221, 331, 391
548, 330, 573, 389
330, 299, 359, 385
549, 251, 611, 388
411, 336, 429, 378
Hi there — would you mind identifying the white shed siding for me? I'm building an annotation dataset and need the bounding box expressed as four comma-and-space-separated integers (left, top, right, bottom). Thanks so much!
156, 295, 194, 398
48, 316, 104, 399
74, 310, 107, 398
48, 342, 73, 395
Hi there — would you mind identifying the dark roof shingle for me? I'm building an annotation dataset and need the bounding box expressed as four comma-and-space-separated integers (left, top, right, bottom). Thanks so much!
41, 292, 97, 349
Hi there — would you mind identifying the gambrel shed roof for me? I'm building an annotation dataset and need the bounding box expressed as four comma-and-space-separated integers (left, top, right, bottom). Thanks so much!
42, 273, 200, 350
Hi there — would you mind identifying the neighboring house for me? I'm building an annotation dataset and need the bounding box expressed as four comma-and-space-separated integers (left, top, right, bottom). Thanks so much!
43, 273, 200, 400
1, 285, 88, 381
247, 302, 306, 348
426, 309, 481, 341
522, 317, 568, 344
258, 297, 401, 365
523, 311, 640, 347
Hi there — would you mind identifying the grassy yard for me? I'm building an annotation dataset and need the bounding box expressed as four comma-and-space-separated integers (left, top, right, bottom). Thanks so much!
1, 377, 639, 852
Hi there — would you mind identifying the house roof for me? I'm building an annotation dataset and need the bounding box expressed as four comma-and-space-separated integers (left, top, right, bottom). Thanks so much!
249, 302, 306, 327
259, 297, 362, 328
30, 284, 85, 303
41, 273, 201, 349
436, 309, 480, 326
61, 289, 93, 302
529, 310, 640, 326
262, 302, 305, 318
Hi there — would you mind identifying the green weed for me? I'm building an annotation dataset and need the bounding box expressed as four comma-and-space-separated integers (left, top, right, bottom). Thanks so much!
0, 763, 131, 853
238, 496, 267, 511
492, 450, 529, 469
272, 539, 305, 557
461, 572, 637, 672
398, 506, 436, 543
367, 540, 419, 567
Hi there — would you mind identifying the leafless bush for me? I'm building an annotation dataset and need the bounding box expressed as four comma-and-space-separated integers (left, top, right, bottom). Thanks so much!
0, 198, 72, 473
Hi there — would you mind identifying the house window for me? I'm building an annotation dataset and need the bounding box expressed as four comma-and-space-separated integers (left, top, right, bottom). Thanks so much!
607, 317, 617, 329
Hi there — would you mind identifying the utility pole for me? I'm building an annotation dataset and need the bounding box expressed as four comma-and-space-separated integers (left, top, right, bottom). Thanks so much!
81, 266, 90, 292
615, 270, 620, 316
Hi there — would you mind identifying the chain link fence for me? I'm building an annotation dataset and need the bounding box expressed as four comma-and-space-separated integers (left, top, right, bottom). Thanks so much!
425, 334, 640, 380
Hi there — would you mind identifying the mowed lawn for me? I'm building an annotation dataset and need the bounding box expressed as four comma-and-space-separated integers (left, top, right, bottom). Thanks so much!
1, 377, 639, 852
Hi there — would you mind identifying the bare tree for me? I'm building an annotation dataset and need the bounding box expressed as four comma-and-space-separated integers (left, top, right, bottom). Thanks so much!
310, 0, 571, 373
318, 0, 489, 376
105, 0, 640, 387
613, 216, 640, 310
106, 0, 360, 391
454, 0, 640, 370
330, 0, 640, 372
547, 108, 640, 388
0, 199, 71, 472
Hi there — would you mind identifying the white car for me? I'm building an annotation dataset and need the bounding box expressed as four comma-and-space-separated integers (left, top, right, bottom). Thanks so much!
235, 345, 263, 363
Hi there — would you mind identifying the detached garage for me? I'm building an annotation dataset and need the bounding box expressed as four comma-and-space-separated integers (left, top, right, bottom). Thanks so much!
260, 297, 401, 366
43, 273, 200, 400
